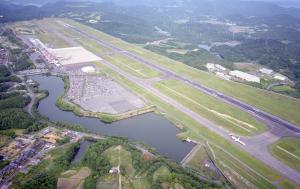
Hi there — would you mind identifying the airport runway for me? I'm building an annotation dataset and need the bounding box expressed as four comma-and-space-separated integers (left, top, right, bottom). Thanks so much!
62, 21, 300, 135
52, 20, 300, 184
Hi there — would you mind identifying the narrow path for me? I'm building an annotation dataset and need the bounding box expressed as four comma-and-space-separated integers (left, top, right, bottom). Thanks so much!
24, 81, 36, 116
118, 145, 122, 189
181, 144, 201, 166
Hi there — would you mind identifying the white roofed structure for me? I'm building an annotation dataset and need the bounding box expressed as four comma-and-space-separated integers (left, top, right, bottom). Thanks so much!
259, 68, 273, 75
229, 70, 260, 83
274, 74, 287, 81
48, 47, 102, 66
81, 66, 96, 73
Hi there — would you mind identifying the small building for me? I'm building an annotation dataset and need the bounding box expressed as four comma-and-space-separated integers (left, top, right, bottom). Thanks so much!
216, 72, 231, 81
109, 166, 120, 174
81, 66, 96, 73
206, 63, 226, 72
229, 70, 260, 83
259, 68, 273, 75
274, 73, 287, 81
215, 64, 226, 71
206, 63, 215, 71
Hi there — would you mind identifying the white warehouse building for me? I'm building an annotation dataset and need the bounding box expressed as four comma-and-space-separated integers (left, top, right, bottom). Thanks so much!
229, 70, 260, 83
259, 68, 273, 75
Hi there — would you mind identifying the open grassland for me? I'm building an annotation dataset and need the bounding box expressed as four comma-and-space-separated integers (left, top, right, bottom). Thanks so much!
102, 145, 135, 177
279, 179, 300, 189
208, 144, 276, 189
61, 18, 300, 126
154, 79, 266, 136
184, 145, 221, 181
185, 146, 208, 170
36, 29, 70, 48
269, 137, 300, 173
93, 62, 287, 188
271, 85, 296, 93
102, 53, 161, 79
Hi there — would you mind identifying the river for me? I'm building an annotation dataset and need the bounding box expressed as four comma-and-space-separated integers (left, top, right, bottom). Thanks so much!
31, 75, 194, 162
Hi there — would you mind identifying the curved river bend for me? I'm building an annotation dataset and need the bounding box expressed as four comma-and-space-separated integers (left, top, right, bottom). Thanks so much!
31, 75, 194, 162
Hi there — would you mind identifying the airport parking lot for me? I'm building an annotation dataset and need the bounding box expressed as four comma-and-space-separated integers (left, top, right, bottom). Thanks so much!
66, 75, 145, 114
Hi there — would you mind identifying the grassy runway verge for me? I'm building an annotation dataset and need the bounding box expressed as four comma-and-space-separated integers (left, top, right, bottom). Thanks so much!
94, 62, 285, 188
102, 53, 161, 79
62, 18, 300, 126
154, 79, 266, 136
269, 137, 300, 173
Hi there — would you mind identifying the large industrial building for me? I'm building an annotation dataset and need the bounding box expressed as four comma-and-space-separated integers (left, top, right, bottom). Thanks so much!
229, 70, 260, 83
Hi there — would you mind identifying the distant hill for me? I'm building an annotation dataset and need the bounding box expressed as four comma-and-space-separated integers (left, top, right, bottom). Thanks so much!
2, 0, 300, 17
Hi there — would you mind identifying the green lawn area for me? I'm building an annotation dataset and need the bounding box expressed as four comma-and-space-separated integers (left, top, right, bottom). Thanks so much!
62, 18, 300, 126
102, 53, 161, 79
153, 166, 170, 181
33, 25, 69, 48
102, 145, 135, 177
186, 146, 208, 170
154, 79, 266, 136
271, 85, 296, 93
131, 177, 151, 189
97, 174, 118, 189
269, 137, 300, 172
209, 145, 276, 189
280, 179, 300, 189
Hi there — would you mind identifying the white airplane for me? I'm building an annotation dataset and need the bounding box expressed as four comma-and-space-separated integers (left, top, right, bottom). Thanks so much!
230, 134, 246, 146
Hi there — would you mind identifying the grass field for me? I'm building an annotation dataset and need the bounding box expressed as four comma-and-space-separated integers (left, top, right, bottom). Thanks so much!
154, 79, 266, 136
208, 144, 276, 189
269, 137, 300, 173
102, 53, 161, 79
153, 166, 170, 181
61, 18, 300, 126
271, 85, 296, 93
279, 179, 300, 189
102, 145, 135, 177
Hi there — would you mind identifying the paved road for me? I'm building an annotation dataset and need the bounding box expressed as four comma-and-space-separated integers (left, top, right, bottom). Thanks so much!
50, 21, 300, 184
